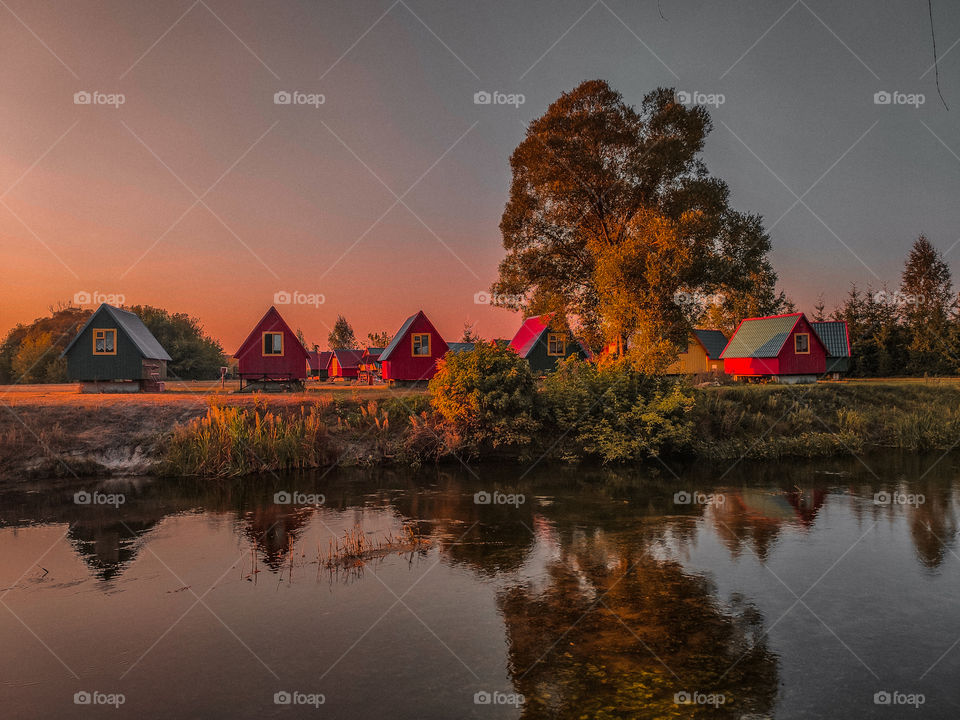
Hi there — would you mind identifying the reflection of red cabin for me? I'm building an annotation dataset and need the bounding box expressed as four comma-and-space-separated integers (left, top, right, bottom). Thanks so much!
721, 312, 826, 382
380, 310, 449, 382
329, 349, 363, 379
234, 306, 308, 385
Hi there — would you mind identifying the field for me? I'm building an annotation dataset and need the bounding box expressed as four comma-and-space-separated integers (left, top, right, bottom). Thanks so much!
0, 381, 428, 480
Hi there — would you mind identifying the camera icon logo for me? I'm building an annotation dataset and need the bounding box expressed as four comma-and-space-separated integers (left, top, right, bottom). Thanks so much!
273, 290, 292, 304
73, 290, 92, 305
874, 90, 892, 105
474, 90, 492, 105
474, 491, 492, 505
675, 91, 691, 105
674, 691, 692, 705
274, 91, 292, 105
873, 491, 891, 506
74, 91, 92, 105
474, 690, 492, 704
673, 491, 692, 505
274, 691, 292, 705
474, 291, 491, 305
874, 691, 892, 705
274, 491, 292, 504
74, 491, 92, 505
74, 691, 92, 705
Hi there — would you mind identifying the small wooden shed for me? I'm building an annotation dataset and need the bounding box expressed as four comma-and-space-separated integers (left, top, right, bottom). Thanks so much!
666, 329, 728, 374
329, 349, 363, 379
721, 312, 826, 382
508, 314, 589, 373
233, 306, 309, 390
61, 303, 171, 393
380, 310, 449, 383
307, 350, 332, 380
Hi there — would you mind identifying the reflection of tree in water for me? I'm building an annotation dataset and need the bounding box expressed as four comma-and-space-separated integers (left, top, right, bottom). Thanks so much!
907, 481, 958, 570
238, 505, 314, 571
499, 529, 778, 719
67, 515, 159, 581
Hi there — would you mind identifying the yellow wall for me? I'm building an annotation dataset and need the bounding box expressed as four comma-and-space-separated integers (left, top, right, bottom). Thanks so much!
666, 337, 724, 374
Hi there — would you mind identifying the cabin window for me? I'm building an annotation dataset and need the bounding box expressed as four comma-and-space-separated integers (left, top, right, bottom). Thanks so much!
412, 334, 431, 357
262, 332, 284, 356
547, 333, 567, 356
92, 329, 116, 355
794, 333, 810, 354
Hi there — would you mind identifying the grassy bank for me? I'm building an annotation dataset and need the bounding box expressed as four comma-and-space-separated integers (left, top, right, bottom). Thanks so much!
3, 380, 960, 480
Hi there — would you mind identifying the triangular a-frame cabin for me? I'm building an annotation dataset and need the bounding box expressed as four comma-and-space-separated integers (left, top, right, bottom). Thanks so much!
508, 313, 589, 373
61, 303, 171, 392
380, 310, 448, 383
233, 306, 309, 390
721, 313, 827, 382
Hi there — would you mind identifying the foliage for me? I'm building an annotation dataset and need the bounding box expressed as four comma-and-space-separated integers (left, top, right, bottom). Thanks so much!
328, 314, 357, 349
540, 357, 695, 462
428, 340, 539, 449
492, 80, 783, 358
160, 401, 332, 477
367, 330, 392, 347
460, 322, 479, 343
129, 305, 226, 379
0, 304, 90, 383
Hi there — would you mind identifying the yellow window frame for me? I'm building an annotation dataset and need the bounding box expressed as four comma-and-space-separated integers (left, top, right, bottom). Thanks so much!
411, 333, 431, 357
794, 333, 810, 355
92, 328, 117, 355
547, 333, 567, 356
262, 331, 284, 356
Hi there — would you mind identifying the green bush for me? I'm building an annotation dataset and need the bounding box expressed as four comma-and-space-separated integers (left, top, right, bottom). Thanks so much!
428, 340, 540, 448
540, 357, 695, 462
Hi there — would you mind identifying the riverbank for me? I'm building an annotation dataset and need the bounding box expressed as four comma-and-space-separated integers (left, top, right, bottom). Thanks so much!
2, 380, 960, 480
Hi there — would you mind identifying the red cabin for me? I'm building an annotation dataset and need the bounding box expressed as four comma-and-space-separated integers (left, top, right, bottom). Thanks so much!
329, 349, 363, 379
380, 310, 449, 383
721, 312, 827, 382
233, 306, 309, 390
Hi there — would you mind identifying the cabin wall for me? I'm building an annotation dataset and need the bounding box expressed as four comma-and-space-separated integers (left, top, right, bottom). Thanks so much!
525, 331, 587, 373
778, 317, 826, 375
382, 316, 448, 381
236, 319, 306, 379
724, 357, 780, 377
667, 340, 708, 374
66, 313, 144, 381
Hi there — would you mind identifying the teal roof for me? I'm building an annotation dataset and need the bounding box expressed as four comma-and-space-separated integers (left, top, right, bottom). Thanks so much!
61, 304, 171, 361
811, 321, 850, 358
692, 329, 728, 359
721, 314, 801, 359
446, 342, 475, 354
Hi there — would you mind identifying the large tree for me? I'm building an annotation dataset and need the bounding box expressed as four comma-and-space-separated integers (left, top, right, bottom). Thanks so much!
899, 235, 954, 372
129, 305, 226, 379
492, 80, 781, 366
328, 315, 357, 349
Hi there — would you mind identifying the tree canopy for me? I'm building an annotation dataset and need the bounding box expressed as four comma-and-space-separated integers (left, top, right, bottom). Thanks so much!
328, 315, 357, 349
492, 80, 782, 368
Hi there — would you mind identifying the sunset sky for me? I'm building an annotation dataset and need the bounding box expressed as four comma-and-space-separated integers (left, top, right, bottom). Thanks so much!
2, 0, 960, 350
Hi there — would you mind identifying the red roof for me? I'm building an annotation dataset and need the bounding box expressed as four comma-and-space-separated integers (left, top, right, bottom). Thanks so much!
233, 306, 308, 360
509, 314, 554, 357
332, 349, 364, 370
308, 350, 333, 370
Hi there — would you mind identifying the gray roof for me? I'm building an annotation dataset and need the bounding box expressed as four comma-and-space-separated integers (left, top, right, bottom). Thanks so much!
380, 311, 428, 361
445, 342, 475, 354
692, 329, 728, 359
812, 321, 850, 358
62, 304, 172, 361
721, 314, 801, 359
